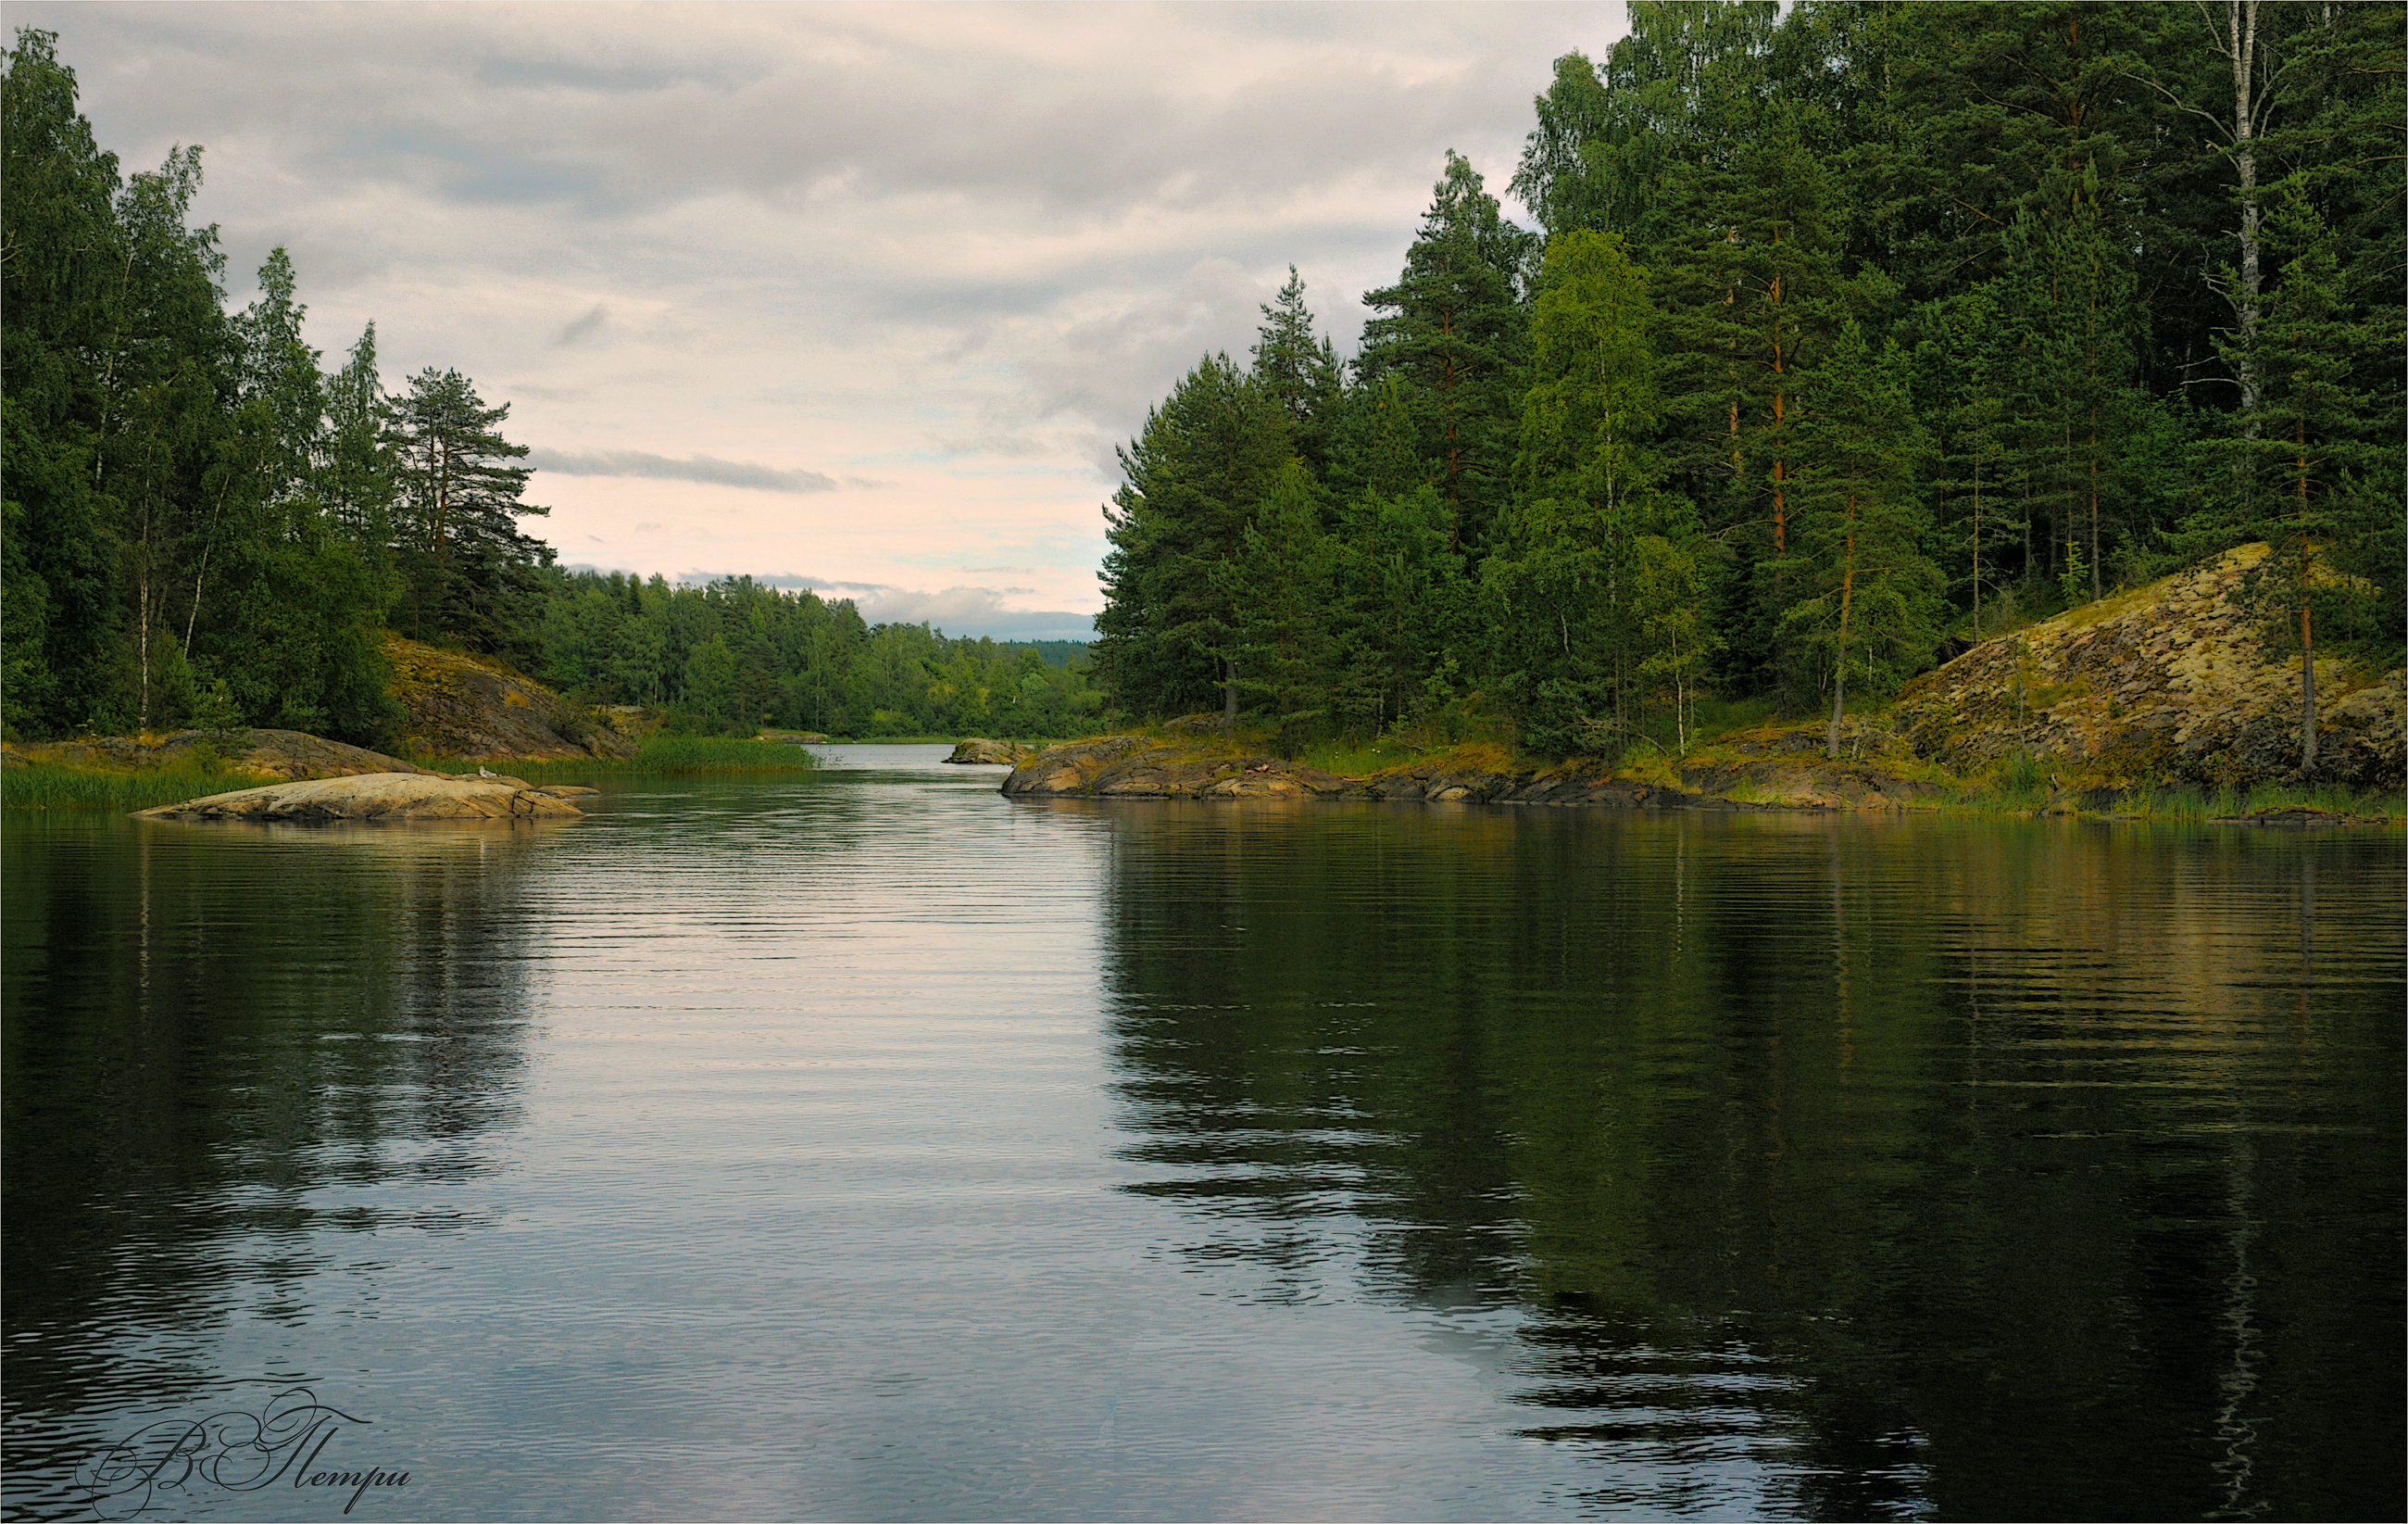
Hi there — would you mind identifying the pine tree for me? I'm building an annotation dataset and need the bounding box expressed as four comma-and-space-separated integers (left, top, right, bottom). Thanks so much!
1775, 324, 1942, 757
383, 367, 546, 653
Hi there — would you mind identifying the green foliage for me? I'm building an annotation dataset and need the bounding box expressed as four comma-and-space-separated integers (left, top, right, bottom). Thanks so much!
1356, 152, 1534, 563
11, 10, 2402, 774
4, 30, 399, 748
1215, 463, 1336, 754
1487, 228, 1710, 757
1776, 324, 1944, 752
1093, 353, 1296, 718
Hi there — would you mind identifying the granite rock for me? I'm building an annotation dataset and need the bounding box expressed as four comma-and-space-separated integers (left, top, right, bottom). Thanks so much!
136, 772, 583, 822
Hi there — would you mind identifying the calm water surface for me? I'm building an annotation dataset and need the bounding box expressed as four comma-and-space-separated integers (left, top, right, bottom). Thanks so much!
4, 746, 2401, 1520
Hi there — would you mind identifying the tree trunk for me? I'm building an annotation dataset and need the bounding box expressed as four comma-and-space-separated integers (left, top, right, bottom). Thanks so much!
2088, 429, 2101, 601
2300, 601, 2317, 769
2230, 0, 2263, 416
2298, 422, 2315, 769
1223, 657, 1238, 733
1972, 452, 1983, 640
1770, 273, 1787, 555
138, 569, 152, 734
1826, 498, 1857, 761
1825, 644, 1847, 761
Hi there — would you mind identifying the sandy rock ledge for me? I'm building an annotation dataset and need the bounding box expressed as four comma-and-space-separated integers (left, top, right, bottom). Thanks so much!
137, 772, 583, 823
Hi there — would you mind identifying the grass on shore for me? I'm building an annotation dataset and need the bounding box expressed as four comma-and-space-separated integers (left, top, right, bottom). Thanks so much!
2, 735, 822, 811
2, 755, 278, 812
1944, 774, 2403, 823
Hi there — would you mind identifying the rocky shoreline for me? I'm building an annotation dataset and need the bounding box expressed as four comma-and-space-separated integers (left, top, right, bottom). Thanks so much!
1001, 542, 2401, 825
1002, 732, 1941, 812
997, 732, 2389, 826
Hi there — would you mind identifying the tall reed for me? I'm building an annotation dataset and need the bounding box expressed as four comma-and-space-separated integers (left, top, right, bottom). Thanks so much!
1, 756, 274, 812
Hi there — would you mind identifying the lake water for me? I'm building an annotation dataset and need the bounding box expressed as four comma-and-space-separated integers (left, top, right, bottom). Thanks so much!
4, 745, 2401, 1521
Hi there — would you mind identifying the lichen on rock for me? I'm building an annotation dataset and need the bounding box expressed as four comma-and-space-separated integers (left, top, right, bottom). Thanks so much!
1897, 544, 2402, 791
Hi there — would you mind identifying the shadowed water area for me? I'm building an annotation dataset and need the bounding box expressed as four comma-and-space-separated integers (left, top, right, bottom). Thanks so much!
5, 745, 2401, 1520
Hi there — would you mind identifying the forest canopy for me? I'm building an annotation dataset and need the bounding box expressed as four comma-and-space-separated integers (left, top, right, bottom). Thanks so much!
1094, 0, 2404, 762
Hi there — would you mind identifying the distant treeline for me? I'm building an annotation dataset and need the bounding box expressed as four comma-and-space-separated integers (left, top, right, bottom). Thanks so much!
1, 29, 1103, 748
531, 569, 1100, 737
1096, 1, 2403, 762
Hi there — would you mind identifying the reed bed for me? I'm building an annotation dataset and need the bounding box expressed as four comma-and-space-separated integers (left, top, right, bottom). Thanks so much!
1, 757, 276, 812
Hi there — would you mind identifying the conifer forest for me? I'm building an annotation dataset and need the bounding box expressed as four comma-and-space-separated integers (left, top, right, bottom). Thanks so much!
1096, 0, 2404, 760
6, 4, 2402, 758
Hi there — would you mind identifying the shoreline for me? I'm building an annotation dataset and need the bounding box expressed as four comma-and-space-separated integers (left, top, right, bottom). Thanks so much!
997, 731, 2405, 828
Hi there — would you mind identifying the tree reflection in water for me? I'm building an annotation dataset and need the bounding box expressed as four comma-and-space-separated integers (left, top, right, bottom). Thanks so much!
1096, 804, 2403, 1520
3, 818, 555, 1487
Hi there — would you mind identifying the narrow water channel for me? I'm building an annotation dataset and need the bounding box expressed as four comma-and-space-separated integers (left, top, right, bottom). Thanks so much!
5, 747, 2400, 1519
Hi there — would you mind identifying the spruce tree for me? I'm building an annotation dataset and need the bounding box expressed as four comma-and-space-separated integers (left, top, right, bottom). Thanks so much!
1092, 355, 1294, 720
1215, 462, 1336, 752
1357, 152, 1533, 565
1249, 267, 1343, 477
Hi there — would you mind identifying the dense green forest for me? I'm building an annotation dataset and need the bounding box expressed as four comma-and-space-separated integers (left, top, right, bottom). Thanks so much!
1, 28, 1101, 748
7, 8, 2402, 762
1097, 0, 2403, 762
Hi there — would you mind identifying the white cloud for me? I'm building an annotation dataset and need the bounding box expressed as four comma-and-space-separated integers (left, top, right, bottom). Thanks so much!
527, 449, 839, 494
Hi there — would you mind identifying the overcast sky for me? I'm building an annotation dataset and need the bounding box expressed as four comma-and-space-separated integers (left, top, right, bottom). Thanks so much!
18, 1, 1627, 639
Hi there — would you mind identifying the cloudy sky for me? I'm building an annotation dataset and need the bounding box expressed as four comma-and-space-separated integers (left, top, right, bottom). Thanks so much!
18, 1, 1627, 639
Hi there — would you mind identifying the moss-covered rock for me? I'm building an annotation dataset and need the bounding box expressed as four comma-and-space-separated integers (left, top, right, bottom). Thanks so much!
383, 635, 648, 761
1897, 545, 2402, 791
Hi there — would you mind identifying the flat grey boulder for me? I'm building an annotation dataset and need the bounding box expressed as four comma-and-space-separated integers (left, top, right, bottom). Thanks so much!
136, 772, 583, 822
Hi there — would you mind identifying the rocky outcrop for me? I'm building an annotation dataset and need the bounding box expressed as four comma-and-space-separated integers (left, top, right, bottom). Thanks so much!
136, 772, 583, 823
3, 727, 432, 780
1897, 544, 2403, 790
384, 635, 649, 761
1000, 735, 1344, 800
947, 737, 1035, 765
